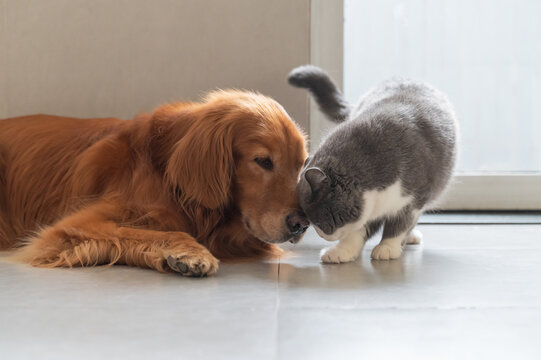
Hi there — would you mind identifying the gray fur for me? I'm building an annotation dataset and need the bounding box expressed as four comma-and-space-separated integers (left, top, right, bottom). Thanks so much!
288, 65, 350, 123
291, 65, 458, 243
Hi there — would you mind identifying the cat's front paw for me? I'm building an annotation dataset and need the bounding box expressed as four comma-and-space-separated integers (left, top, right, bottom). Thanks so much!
320, 245, 359, 264
371, 243, 402, 260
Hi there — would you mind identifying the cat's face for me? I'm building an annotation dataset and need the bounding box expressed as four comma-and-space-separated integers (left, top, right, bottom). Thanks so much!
297, 166, 362, 240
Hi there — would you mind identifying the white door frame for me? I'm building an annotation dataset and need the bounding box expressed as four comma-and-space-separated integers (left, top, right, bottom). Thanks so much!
437, 175, 541, 210
309, 0, 344, 152
310, 0, 541, 211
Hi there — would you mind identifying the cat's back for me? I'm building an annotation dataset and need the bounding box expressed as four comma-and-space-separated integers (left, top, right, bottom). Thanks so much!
346, 78, 458, 203
353, 78, 454, 123
351, 78, 457, 151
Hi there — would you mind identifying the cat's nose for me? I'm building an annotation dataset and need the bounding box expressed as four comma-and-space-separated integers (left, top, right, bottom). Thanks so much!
286, 211, 309, 235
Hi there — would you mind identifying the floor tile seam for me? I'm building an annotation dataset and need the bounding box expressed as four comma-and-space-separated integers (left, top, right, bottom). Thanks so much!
377, 248, 541, 252
0, 303, 279, 311
284, 247, 541, 252
418, 222, 541, 225
273, 305, 541, 312
272, 258, 281, 360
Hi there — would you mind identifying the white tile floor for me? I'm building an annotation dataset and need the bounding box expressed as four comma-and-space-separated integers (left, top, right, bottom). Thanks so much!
1, 223, 541, 359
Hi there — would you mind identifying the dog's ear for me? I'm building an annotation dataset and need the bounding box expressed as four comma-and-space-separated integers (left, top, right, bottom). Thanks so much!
166, 108, 235, 210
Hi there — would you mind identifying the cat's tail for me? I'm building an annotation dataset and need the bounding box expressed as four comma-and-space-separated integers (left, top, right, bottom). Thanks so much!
288, 65, 351, 123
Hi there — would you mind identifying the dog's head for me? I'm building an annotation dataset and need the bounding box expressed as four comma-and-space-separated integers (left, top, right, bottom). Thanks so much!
165, 90, 309, 244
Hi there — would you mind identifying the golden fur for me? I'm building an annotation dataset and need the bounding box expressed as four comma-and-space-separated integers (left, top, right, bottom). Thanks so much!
0, 90, 307, 276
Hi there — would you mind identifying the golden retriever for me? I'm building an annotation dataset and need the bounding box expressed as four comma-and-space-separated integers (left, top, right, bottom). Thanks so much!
0, 90, 309, 276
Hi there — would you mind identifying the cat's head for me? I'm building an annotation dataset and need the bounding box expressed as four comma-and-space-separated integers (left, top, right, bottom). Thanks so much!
297, 164, 362, 241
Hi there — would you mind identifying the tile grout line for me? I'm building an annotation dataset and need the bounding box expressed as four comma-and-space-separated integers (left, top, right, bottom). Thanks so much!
419, 222, 541, 225
272, 257, 281, 360
273, 305, 541, 312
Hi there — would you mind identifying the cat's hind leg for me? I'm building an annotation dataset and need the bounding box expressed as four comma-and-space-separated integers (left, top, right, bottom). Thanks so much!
405, 228, 423, 245
371, 209, 420, 260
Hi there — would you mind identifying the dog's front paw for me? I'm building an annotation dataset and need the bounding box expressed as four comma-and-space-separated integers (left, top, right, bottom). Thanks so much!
166, 252, 219, 277
320, 245, 359, 264
371, 243, 402, 260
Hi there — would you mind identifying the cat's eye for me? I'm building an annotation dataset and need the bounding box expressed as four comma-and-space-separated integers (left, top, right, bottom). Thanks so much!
254, 157, 273, 171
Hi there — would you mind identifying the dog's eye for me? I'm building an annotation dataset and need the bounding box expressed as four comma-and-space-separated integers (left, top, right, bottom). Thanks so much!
254, 157, 273, 171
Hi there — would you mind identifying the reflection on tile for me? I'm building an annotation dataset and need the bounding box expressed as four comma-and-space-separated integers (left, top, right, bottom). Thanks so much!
1, 307, 278, 360
1, 223, 541, 359
277, 308, 541, 360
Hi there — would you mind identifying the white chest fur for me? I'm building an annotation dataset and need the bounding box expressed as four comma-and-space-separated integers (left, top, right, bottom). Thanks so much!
315, 180, 413, 241
364, 180, 413, 220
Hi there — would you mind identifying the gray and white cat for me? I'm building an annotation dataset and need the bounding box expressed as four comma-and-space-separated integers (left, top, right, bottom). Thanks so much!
288, 65, 458, 263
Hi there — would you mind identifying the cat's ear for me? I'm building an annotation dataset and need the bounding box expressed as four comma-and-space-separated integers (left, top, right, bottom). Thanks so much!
304, 167, 330, 201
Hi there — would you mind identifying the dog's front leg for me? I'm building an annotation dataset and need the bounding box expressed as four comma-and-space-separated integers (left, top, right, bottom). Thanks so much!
13, 202, 219, 277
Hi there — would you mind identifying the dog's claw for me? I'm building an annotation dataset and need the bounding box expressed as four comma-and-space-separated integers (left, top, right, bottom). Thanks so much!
166, 256, 188, 274
166, 254, 218, 277
178, 262, 189, 273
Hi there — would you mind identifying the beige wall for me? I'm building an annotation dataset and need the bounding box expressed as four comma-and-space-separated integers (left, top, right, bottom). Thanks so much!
309, 0, 343, 150
0, 0, 311, 131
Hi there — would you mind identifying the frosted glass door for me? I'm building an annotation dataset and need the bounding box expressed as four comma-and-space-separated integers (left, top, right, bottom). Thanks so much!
344, 0, 541, 173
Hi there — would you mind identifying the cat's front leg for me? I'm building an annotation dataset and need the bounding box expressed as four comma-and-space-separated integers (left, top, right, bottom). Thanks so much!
371, 209, 420, 260
321, 231, 365, 264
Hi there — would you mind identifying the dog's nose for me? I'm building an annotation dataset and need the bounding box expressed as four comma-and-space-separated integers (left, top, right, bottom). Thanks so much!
286, 211, 309, 235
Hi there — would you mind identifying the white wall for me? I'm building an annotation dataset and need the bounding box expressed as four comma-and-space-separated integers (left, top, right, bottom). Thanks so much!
0, 0, 311, 131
